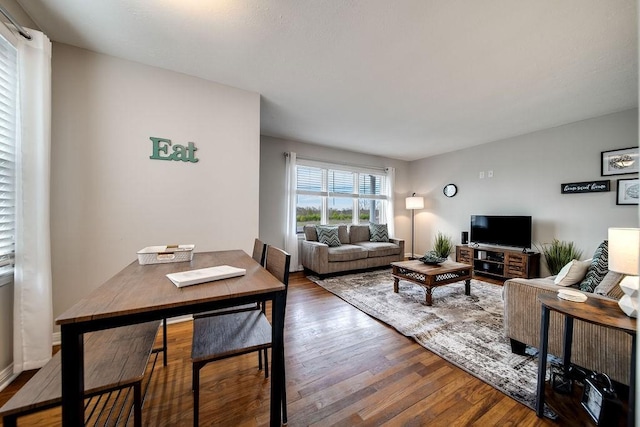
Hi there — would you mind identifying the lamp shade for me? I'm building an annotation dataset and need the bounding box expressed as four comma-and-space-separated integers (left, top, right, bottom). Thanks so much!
608, 227, 640, 275
406, 196, 424, 210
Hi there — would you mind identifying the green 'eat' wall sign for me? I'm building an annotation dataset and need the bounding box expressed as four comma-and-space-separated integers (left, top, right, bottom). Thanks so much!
149, 137, 199, 163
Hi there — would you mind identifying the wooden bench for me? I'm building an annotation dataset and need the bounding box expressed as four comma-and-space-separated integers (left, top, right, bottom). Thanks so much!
0, 321, 162, 427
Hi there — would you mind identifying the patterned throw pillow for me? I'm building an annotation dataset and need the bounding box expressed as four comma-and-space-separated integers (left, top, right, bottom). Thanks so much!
369, 223, 389, 242
316, 225, 341, 247
579, 240, 609, 293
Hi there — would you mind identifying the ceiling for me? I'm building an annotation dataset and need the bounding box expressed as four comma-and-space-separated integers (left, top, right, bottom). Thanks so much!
17, 0, 638, 161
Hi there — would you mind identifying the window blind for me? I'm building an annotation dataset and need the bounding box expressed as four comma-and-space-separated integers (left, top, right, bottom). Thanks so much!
0, 34, 17, 285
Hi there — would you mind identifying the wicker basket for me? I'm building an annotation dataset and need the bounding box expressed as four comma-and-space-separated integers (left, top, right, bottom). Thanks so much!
137, 244, 195, 265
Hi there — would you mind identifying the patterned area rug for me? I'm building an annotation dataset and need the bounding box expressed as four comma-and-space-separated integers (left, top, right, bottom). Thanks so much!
308, 269, 558, 419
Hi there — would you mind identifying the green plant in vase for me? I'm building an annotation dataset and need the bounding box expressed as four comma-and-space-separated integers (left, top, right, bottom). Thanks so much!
432, 232, 454, 259
536, 239, 583, 275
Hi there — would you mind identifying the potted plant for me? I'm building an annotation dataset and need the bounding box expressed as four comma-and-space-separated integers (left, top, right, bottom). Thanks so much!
536, 239, 583, 275
432, 232, 454, 259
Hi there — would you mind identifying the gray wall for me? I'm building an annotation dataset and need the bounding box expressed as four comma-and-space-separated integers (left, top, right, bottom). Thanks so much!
49, 44, 260, 335
410, 109, 638, 275
259, 136, 411, 252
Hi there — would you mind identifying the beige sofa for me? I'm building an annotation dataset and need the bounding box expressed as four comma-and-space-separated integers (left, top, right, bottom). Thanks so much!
503, 276, 631, 385
301, 225, 404, 277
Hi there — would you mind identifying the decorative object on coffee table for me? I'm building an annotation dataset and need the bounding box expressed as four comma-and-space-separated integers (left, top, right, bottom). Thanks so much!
418, 252, 446, 265
405, 193, 424, 259
432, 231, 453, 259
608, 227, 639, 317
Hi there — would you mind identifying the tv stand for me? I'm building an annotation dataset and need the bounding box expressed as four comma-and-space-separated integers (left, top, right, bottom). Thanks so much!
456, 245, 540, 281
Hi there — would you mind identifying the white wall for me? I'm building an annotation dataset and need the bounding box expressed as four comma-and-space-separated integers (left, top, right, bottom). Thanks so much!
409, 109, 639, 275
259, 136, 411, 252
50, 44, 260, 331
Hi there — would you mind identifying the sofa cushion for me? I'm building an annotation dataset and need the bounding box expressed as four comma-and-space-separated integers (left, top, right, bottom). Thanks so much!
327, 244, 368, 262
349, 225, 370, 243
369, 223, 389, 242
338, 225, 350, 244
353, 241, 401, 258
593, 270, 626, 299
554, 259, 590, 286
304, 225, 318, 241
579, 240, 609, 293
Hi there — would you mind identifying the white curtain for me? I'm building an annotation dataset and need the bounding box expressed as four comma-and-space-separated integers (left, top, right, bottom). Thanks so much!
13, 29, 52, 373
384, 167, 396, 237
284, 152, 299, 271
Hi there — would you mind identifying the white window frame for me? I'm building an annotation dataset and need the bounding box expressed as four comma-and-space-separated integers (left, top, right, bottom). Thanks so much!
295, 159, 390, 232
0, 25, 18, 288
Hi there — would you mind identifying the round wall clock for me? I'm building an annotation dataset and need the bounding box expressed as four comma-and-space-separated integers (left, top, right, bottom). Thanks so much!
443, 183, 457, 198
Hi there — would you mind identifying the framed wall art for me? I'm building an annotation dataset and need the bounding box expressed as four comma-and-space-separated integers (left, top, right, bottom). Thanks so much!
616, 178, 639, 205
602, 147, 639, 176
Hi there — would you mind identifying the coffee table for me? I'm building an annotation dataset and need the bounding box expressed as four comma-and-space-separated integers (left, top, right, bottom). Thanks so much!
391, 259, 472, 306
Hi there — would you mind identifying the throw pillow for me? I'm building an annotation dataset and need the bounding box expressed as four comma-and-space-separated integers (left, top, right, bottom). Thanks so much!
579, 240, 609, 293
316, 225, 342, 247
593, 270, 626, 299
554, 259, 591, 287
369, 223, 389, 242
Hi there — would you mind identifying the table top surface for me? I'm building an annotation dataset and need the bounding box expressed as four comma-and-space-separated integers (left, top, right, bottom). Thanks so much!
56, 250, 285, 325
391, 259, 471, 275
538, 292, 636, 335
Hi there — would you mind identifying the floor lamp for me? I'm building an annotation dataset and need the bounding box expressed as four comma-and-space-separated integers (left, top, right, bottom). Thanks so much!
405, 193, 424, 259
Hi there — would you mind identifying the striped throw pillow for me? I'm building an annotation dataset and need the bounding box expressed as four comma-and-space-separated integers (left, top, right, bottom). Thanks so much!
316, 225, 342, 247
369, 223, 389, 242
579, 240, 609, 293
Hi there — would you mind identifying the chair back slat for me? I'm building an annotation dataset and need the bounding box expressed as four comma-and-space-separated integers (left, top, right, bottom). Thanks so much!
252, 238, 267, 266
265, 245, 291, 287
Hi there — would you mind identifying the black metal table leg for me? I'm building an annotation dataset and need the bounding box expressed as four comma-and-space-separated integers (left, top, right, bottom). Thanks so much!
562, 316, 574, 375
630, 334, 636, 427
60, 324, 84, 426
536, 305, 551, 417
270, 291, 285, 426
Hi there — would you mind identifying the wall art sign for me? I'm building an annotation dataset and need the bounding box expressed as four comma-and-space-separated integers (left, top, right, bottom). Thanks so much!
616, 178, 639, 205
149, 137, 199, 163
601, 147, 638, 176
561, 180, 610, 194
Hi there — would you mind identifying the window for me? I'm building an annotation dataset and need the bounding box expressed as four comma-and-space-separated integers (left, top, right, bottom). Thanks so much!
295, 160, 390, 232
0, 33, 17, 286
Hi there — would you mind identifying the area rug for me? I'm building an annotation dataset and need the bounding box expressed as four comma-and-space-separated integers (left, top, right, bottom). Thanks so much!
308, 269, 559, 419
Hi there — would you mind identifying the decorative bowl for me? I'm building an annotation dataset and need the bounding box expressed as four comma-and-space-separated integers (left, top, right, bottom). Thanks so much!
418, 252, 447, 265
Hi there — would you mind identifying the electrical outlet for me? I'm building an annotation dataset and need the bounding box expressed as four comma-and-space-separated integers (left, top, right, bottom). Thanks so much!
488, 170, 494, 178
479, 171, 485, 179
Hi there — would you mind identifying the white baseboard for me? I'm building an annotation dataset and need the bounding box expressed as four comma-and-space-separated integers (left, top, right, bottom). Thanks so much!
0, 363, 18, 392
51, 315, 194, 346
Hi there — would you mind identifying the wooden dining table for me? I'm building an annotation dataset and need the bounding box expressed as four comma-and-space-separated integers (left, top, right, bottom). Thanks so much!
55, 250, 287, 426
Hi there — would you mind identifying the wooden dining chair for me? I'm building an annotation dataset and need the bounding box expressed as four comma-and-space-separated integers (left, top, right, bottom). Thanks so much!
191, 245, 290, 426
193, 238, 266, 319
252, 237, 267, 266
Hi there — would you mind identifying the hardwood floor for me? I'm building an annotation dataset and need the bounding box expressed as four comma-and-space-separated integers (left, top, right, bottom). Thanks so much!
0, 272, 601, 426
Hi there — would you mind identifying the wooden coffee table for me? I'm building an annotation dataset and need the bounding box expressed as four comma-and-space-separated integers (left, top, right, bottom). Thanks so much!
391, 259, 472, 306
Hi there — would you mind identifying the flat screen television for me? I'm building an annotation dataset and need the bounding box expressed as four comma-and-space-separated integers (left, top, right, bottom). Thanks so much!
470, 215, 532, 249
